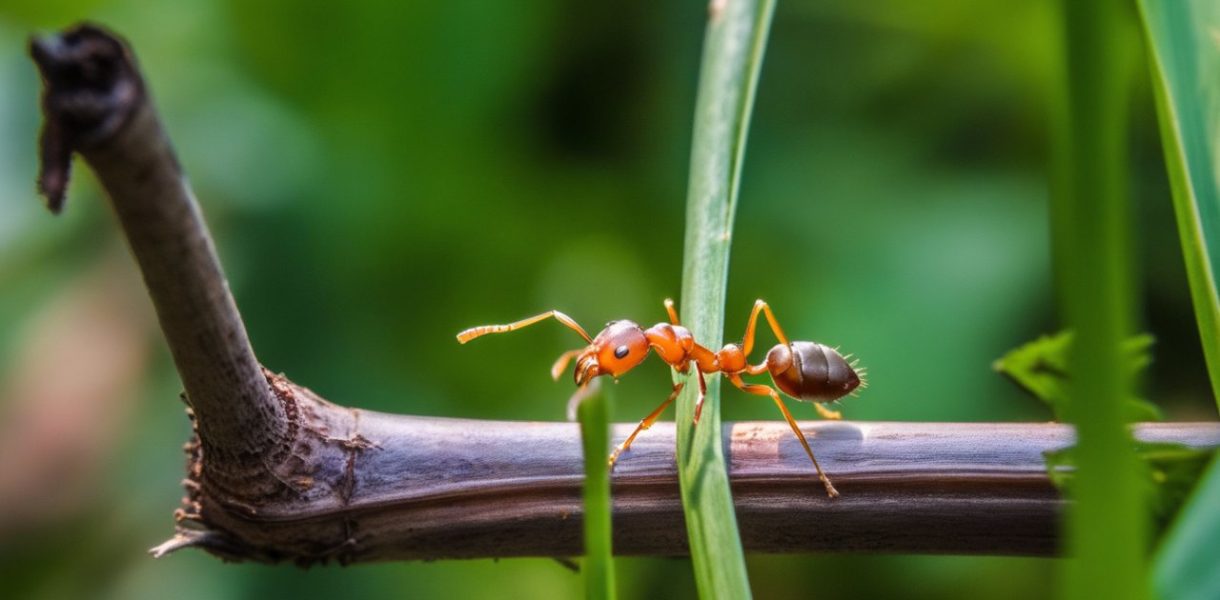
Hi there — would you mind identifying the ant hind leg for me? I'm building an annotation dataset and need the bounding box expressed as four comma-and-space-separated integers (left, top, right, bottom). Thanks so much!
728, 374, 838, 498
815, 402, 842, 420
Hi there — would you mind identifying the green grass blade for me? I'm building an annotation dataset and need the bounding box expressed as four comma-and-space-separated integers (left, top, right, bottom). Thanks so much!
577, 381, 616, 600
1139, 4, 1220, 597
1153, 455, 1220, 600
676, 1, 776, 598
1053, 0, 1147, 598
1137, 0, 1220, 411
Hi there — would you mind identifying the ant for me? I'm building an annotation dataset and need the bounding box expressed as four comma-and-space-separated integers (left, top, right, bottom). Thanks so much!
457, 299, 866, 497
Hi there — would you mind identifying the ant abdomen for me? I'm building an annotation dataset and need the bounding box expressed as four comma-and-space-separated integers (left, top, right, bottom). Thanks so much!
765, 341, 862, 403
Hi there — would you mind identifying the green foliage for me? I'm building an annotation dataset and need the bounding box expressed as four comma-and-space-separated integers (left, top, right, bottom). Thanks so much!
1154, 455, 1220, 600
1045, 442, 1215, 535
993, 331, 1163, 422
577, 381, 616, 600
2, 0, 1215, 598
1002, 330, 1211, 548
675, 1, 776, 597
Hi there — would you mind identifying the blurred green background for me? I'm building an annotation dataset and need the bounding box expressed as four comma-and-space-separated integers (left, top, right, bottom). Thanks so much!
1, 0, 1214, 598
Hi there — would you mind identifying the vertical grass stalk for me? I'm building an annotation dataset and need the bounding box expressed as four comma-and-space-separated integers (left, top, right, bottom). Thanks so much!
676, 1, 776, 598
1053, 0, 1147, 598
578, 381, 616, 600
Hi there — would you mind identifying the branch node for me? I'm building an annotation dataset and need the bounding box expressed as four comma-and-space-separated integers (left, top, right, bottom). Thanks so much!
30, 22, 144, 213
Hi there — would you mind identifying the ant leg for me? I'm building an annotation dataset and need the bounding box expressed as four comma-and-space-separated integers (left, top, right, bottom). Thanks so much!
814, 402, 842, 420
610, 382, 684, 466
741, 299, 790, 355
664, 298, 720, 373
457, 310, 592, 344
565, 381, 606, 422
728, 374, 838, 498
744, 354, 839, 420
663, 297, 715, 425
663, 298, 681, 325
550, 349, 584, 381
692, 370, 708, 424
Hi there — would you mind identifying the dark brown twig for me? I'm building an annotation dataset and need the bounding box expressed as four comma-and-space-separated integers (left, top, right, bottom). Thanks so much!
31, 24, 289, 499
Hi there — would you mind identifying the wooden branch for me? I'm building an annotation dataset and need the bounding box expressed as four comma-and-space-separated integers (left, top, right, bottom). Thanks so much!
28, 23, 1220, 565
30, 24, 288, 498
159, 398, 1220, 562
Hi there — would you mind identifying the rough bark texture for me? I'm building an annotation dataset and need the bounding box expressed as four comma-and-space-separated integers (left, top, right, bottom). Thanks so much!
28, 23, 1220, 565
166, 397, 1220, 563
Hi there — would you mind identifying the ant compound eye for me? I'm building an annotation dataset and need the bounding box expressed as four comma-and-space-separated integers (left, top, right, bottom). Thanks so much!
614, 345, 630, 359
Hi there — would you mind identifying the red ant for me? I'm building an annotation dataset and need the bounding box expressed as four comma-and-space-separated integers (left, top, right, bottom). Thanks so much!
457, 299, 866, 497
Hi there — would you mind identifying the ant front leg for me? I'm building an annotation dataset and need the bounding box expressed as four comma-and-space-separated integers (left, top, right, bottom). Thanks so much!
550, 349, 584, 381
727, 373, 839, 498
609, 382, 684, 466
565, 383, 594, 422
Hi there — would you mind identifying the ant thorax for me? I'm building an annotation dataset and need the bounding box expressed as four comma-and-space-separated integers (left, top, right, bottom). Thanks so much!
642, 322, 696, 367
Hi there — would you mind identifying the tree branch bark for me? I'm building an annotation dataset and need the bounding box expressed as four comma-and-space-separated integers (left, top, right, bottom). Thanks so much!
28, 23, 1220, 566
31, 24, 288, 501
157, 413, 1220, 563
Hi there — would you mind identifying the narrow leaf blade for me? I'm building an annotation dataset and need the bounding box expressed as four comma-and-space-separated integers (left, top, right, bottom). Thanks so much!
1138, 0, 1220, 410
676, 1, 776, 598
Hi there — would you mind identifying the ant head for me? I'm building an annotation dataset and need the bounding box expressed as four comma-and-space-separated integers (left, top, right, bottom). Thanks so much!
575, 320, 650, 385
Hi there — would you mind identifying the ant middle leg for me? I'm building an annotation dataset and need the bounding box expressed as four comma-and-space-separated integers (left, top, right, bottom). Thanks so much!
610, 382, 684, 466
728, 373, 839, 498
663, 298, 680, 325
691, 370, 708, 424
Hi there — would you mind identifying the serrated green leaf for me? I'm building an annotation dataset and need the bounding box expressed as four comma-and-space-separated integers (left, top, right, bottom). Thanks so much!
1044, 442, 1216, 535
994, 331, 1162, 421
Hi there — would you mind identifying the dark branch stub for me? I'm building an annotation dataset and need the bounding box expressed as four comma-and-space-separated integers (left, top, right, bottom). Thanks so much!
30, 23, 146, 213
28, 23, 300, 552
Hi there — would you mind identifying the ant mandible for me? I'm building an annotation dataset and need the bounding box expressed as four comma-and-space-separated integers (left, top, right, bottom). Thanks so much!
456, 299, 867, 498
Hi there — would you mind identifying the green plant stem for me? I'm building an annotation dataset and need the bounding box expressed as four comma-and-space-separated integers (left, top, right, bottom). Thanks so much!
1054, 0, 1147, 598
578, 381, 616, 600
676, 1, 775, 598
